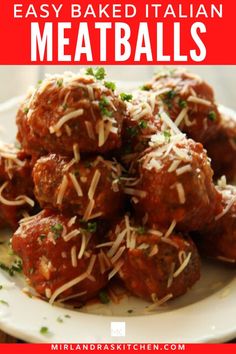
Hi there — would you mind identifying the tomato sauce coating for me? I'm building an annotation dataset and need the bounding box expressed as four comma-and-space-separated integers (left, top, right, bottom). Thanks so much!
195, 184, 236, 264
145, 69, 220, 144
127, 137, 222, 231
12, 209, 108, 303
0, 144, 35, 229
108, 217, 200, 302
16, 72, 126, 156
33, 154, 125, 221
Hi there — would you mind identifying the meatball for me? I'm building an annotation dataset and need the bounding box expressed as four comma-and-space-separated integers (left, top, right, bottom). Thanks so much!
195, 183, 236, 264
12, 209, 109, 303
33, 154, 124, 221
205, 113, 236, 182
16, 71, 126, 156
107, 216, 200, 303
126, 136, 222, 231
0, 143, 35, 229
145, 68, 220, 144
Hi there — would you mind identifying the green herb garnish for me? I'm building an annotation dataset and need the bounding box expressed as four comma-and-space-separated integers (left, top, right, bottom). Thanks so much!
0, 285, 3, 290
62, 103, 68, 111
86, 222, 97, 233
64, 314, 71, 319
86, 67, 106, 80
137, 226, 146, 234
179, 99, 187, 109
0, 300, 9, 306
57, 317, 63, 323
163, 130, 171, 142
0, 260, 22, 277
23, 107, 29, 114
208, 111, 216, 121
99, 96, 112, 117
167, 90, 176, 99
139, 120, 148, 129
126, 126, 139, 137
50, 223, 63, 240
40, 326, 49, 335
104, 81, 116, 92
99, 290, 110, 304
140, 85, 150, 91
56, 79, 63, 88
120, 93, 133, 102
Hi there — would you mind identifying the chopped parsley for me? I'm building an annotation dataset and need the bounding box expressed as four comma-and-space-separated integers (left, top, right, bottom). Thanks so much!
139, 120, 148, 129
56, 79, 63, 88
40, 326, 49, 335
162, 90, 177, 109
86, 222, 97, 233
208, 111, 216, 121
166, 90, 176, 100
23, 107, 29, 114
62, 103, 68, 111
140, 85, 150, 91
120, 93, 133, 102
99, 96, 112, 117
86, 67, 106, 80
163, 130, 171, 142
56, 317, 63, 323
50, 223, 63, 240
137, 226, 146, 234
179, 99, 187, 109
0, 260, 22, 277
64, 314, 71, 318
0, 299, 9, 306
0, 285, 3, 290
126, 126, 139, 137
104, 81, 116, 92
99, 290, 110, 304
37, 80, 42, 85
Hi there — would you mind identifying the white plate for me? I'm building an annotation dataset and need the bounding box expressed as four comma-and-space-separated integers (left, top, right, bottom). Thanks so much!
0, 93, 236, 344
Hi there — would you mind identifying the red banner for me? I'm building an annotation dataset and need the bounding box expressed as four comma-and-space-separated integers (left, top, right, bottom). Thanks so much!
0, 343, 236, 353
0, 0, 235, 64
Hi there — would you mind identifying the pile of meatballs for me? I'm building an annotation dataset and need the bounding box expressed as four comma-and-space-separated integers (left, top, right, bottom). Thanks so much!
1, 67, 236, 307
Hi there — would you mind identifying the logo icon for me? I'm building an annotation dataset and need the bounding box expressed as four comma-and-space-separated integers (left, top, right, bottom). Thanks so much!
110, 322, 126, 337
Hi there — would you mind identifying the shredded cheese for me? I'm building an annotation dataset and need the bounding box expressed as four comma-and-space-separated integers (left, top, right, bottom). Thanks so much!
88, 170, 101, 201
175, 183, 186, 204
0, 181, 35, 207
108, 260, 124, 280
85, 121, 96, 140
176, 164, 192, 176
215, 196, 236, 220
187, 96, 212, 106
57, 175, 69, 205
49, 109, 84, 133
173, 252, 192, 278
73, 143, 80, 162
71, 246, 78, 267
69, 173, 83, 197
83, 199, 95, 221
164, 220, 176, 238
